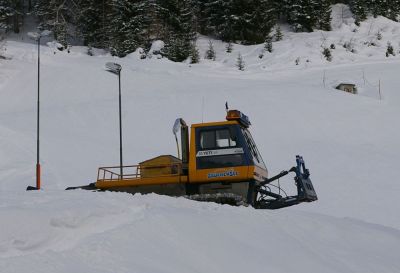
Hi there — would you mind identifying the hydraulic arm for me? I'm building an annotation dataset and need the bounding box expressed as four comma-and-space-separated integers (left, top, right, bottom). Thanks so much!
255, 156, 318, 209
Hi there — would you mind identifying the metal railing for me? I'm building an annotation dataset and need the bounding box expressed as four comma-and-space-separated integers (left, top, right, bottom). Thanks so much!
97, 163, 183, 182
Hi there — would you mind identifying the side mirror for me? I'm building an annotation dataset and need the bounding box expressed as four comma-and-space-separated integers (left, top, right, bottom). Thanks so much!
172, 118, 181, 135
172, 118, 182, 159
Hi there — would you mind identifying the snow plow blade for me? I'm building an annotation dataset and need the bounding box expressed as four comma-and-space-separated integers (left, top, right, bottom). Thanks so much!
66, 183, 98, 191
254, 156, 318, 209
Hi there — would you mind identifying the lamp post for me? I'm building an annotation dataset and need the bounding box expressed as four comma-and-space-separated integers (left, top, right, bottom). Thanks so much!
105, 62, 123, 178
26, 30, 51, 191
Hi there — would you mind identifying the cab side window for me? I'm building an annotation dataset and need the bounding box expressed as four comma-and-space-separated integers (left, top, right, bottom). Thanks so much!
200, 129, 236, 150
196, 127, 244, 169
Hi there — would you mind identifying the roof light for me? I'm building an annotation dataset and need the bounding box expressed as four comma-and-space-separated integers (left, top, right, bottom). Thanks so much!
226, 110, 251, 128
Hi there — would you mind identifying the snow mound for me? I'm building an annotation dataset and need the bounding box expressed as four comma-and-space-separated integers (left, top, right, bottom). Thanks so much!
1, 192, 399, 273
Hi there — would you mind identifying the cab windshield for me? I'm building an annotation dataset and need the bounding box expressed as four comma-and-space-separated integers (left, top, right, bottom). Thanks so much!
196, 126, 245, 169
242, 128, 266, 169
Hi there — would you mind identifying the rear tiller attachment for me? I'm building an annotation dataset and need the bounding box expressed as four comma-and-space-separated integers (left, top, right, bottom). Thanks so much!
255, 156, 318, 209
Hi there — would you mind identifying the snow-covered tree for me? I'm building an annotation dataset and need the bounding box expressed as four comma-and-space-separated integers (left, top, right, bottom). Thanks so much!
274, 25, 283, 41
284, 0, 331, 32
34, 0, 71, 47
190, 43, 200, 63
386, 42, 395, 56
75, 0, 109, 48
236, 52, 245, 71
109, 0, 151, 57
315, 1, 332, 31
0, 0, 22, 33
245, 0, 277, 43
199, 0, 276, 44
286, 0, 316, 32
157, 0, 196, 61
226, 42, 233, 53
264, 35, 273, 52
350, 0, 367, 25
322, 47, 332, 61
201, 0, 233, 41
205, 40, 216, 60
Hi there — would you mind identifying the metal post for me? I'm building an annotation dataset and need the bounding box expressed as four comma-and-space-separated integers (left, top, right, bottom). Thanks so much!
118, 71, 123, 178
26, 30, 51, 191
379, 79, 381, 100
36, 36, 41, 189
105, 62, 123, 179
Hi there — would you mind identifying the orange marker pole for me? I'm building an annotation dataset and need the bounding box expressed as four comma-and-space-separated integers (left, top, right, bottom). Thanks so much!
36, 163, 41, 190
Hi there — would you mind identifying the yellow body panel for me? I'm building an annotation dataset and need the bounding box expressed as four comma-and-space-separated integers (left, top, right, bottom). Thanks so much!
252, 165, 268, 182
189, 166, 250, 184
96, 175, 188, 189
191, 120, 238, 128
139, 155, 181, 178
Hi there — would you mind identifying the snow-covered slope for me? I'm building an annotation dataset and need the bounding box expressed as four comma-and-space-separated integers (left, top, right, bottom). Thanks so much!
1, 6, 400, 272
2, 191, 400, 273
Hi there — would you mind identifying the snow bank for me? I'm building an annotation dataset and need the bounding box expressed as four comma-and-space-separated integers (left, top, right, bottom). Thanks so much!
1, 191, 399, 273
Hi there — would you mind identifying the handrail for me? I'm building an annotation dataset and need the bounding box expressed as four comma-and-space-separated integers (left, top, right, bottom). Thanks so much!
97, 163, 183, 181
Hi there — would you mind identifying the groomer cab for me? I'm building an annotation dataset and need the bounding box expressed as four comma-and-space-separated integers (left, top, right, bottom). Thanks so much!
188, 110, 268, 188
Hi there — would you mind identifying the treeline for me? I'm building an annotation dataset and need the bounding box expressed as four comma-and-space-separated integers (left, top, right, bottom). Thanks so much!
348, 0, 400, 24
1, 1, 399, 62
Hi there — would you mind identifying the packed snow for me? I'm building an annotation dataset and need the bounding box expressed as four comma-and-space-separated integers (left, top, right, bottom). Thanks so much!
1, 5, 400, 272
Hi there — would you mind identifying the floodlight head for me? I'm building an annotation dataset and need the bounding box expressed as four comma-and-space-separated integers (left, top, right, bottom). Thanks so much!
28, 30, 52, 41
172, 118, 181, 135
105, 62, 122, 75
40, 30, 52, 37
27, 32, 40, 41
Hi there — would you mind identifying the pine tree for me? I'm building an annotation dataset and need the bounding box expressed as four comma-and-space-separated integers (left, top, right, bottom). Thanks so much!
379, 0, 400, 21
388, 0, 400, 21
366, 0, 380, 18
284, 0, 331, 32
200, 0, 276, 44
246, 0, 277, 43
109, 0, 151, 57
75, 0, 110, 48
377, 31, 382, 40
205, 40, 216, 60
264, 35, 273, 52
236, 52, 245, 71
350, 0, 367, 25
34, 0, 71, 47
322, 47, 332, 61
386, 42, 395, 57
0, 0, 14, 31
315, 0, 332, 31
157, 0, 195, 62
0, 0, 23, 33
190, 43, 200, 63
226, 42, 233, 53
275, 25, 283, 41
202, 0, 234, 41
286, 0, 315, 32
0, 34, 6, 58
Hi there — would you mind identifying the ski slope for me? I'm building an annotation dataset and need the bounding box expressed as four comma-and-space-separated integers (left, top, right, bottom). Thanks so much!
1, 5, 400, 272
1, 191, 400, 273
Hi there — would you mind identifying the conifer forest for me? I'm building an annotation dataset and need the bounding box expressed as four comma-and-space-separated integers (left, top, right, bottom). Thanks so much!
0, 0, 399, 61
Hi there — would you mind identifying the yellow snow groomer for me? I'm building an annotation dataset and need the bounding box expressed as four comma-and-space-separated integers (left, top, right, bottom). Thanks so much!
68, 110, 317, 209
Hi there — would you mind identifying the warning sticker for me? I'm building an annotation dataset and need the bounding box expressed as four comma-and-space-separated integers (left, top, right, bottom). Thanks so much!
207, 169, 239, 179
196, 148, 244, 157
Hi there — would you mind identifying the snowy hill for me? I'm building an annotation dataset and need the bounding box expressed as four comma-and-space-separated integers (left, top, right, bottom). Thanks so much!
1, 5, 400, 272
2, 191, 400, 273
